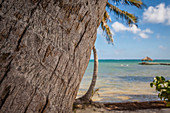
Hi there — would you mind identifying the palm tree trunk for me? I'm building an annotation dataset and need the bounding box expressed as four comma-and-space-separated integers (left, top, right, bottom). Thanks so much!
76, 46, 98, 103
0, 0, 107, 113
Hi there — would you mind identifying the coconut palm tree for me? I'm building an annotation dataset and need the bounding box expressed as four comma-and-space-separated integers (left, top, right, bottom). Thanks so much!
76, 0, 145, 103
75, 46, 98, 103
0, 1, 108, 113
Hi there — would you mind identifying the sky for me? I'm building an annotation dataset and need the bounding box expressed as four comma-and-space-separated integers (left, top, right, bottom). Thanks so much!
92, 0, 170, 59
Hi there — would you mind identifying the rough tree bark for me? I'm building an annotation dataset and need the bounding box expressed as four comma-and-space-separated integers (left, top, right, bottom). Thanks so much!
0, 0, 107, 113
75, 46, 98, 103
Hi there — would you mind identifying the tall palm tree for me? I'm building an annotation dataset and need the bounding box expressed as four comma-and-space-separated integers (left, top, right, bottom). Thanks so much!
76, 0, 144, 103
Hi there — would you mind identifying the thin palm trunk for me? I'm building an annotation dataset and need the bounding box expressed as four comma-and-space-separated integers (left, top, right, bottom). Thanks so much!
77, 46, 98, 102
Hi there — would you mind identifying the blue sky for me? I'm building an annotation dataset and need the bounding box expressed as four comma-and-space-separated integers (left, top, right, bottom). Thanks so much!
92, 0, 170, 59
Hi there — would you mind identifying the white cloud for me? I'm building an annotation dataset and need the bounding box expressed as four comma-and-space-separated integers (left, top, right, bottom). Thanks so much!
143, 3, 170, 25
143, 29, 153, 33
111, 22, 153, 39
159, 45, 166, 50
139, 33, 148, 39
156, 34, 160, 39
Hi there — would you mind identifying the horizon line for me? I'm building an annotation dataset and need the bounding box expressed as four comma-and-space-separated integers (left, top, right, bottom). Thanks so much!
90, 59, 170, 60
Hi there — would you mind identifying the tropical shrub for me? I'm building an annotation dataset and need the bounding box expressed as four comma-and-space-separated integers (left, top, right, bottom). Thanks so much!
150, 76, 170, 101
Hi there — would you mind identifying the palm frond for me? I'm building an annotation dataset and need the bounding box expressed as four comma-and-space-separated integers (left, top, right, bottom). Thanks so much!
103, 11, 112, 22
111, 0, 145, 8
106, 2, 137, 25
101, 12, 114, 44
100, 0, 144, 44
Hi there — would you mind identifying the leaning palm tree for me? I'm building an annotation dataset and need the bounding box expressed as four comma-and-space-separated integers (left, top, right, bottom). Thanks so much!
75, 0, 145, 103
76, 46, 98, 103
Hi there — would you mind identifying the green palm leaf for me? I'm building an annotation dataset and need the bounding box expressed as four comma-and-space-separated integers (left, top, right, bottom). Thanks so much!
111, 0, 145, 8
100, 0, 145, 44
106, 2, 137, 24
101, 11, 114, 44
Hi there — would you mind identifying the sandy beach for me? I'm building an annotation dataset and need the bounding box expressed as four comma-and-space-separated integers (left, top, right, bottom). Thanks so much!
74, 101, 170, 113
75, 107, 170, 113
76, 60, 170, 112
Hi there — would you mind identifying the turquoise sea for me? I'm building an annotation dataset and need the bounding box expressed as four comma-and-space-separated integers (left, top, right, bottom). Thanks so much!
77, 59, 170, 102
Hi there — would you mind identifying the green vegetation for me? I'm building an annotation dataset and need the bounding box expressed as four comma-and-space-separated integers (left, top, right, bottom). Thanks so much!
101, 0, 144, 44
150, 76, 170, 102
91, 88, 100, 99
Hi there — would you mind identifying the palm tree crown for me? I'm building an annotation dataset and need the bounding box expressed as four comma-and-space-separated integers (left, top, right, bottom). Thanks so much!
101, 0, 145, 44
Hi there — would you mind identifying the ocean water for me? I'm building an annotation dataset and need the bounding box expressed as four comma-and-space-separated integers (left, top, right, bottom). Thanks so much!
77, 59, 170, 102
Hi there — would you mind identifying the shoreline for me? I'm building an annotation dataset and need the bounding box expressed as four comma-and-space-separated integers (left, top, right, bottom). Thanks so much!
74, 101, 170, 113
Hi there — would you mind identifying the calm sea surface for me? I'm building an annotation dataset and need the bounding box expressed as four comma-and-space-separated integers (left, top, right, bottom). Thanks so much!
77, 59, 170, 102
